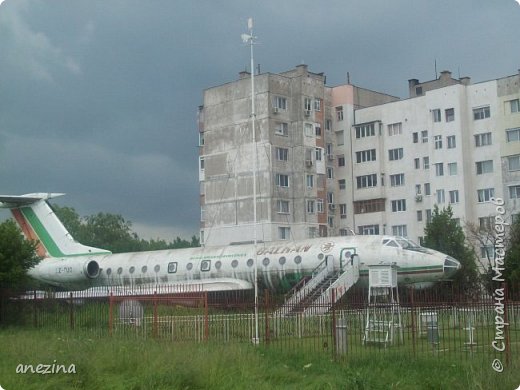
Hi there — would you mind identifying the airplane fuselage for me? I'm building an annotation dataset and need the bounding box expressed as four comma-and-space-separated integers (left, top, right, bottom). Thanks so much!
29, 235, 459, 291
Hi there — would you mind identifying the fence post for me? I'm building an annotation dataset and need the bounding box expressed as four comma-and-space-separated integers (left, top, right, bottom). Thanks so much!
69, 292, 74, 330
204, 291, 209, 342
153, 291, 158, 339
264, 289, 270, 345
33, 290, 37, 328
331, 288, 336, 359
108, 292, 113, 336
410, 286, 416, 358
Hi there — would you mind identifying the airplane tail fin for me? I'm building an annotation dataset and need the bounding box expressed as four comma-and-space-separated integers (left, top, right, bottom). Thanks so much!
0, 193, 111, 258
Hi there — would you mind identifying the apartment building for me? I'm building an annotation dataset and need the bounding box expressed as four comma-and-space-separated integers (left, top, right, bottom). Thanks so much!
198, 66, 520, 259
198, 65, 396, 246
350, 70, 520, 263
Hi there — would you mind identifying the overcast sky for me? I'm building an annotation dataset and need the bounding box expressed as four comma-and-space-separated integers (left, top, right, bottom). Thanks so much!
0, 0, 519, 240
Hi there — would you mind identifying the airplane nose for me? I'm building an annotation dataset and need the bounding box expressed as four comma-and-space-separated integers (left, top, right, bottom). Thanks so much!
443, 256, 461, 277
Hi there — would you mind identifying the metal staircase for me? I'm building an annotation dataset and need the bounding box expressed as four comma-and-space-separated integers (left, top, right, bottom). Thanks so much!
275, 252, 360, 317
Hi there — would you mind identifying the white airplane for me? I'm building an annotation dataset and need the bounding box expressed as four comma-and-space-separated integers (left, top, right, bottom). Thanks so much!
0, 193, 461, 296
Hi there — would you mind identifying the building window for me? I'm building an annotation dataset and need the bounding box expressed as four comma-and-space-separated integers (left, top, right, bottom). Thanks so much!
356, 149, 377, 163
475, 132, 492, 146
314, 98, 321, 111
199, 132, 205, 146
477, 188, 495, 203
358, 225, 380, 235
448, 162, 458, 176
436, 189, 445, 204
479, 217, 494, 230
275, 174, 289, 187
354, 199, 385, 214
328, 216, 334, 228
508, 155, 520, 171
308, 227, 318, 238
424, 183, 431, 196
325, 119, 332, 131
421, 130, 428, 143
388, 122, 402, 136
307, 200, 315, 214
316, 199, 324, 213
476, 160, 494, 174
199, 157, 205, 171
432, 109, 441, 122
388, 148, 403, 161
339, 228, 349, 236
449, 190, 459, 204
414, 158, 420, 169
336, 106, 344, 121
315, 125, 322, 137
423, 156, 430, 170
435, 163, 444, 176
275, 122, 289, 136
506, 128, 520, 142
481, 246, 495, 260
327, 192, 334, 205
508, 99, 519, 113
473, 106, 490, 120
426, 209, 432, 223
278, 227, 290, 240
390, 173, 405, 187
277, 200, 290, 214
304, 97, 312, 111
338, 179, 346, 190
447, 135, 456, 149
416, 86, 423, 96
356, 174, 378, 189
338, 155, 346, 167
306, 174, 314, 188
413, 132, 418, 143
509, 185, 520, 199
276, 147, 288, 161
392, 225, 408, 237
340, 204, 347, 218
434, 135, 442, 149
391, 199, 406, 212
315, 148, 323, 161
355, 123, 375, 138
445, 108, 455, 122
415, 184, 422, 195
417, 210, 423, 222
273, 96, 287, 110
326, 167, 334, 179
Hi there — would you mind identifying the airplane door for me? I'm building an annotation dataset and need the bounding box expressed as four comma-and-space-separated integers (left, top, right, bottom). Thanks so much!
339, 247, 357, 272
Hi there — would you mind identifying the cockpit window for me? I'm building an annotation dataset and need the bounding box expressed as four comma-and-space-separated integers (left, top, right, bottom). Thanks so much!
396, 238, 421, 249
383, 239, 399, 247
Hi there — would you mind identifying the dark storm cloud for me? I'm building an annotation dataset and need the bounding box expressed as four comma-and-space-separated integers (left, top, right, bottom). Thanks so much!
0, 0, 519, 239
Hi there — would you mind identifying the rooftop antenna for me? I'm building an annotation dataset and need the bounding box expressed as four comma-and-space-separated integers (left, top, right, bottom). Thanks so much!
347, 72, 351, 84
434, 59, 438, 79
241, 17, 260, 346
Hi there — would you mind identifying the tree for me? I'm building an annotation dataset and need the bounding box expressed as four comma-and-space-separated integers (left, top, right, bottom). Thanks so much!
53, 205, 200, 253
504, 217, 520, 286
423, 205, 479, 294
0, 220, 41, 288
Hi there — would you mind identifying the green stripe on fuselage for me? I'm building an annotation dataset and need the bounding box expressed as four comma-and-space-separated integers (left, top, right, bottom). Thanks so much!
20, 207, 106, 257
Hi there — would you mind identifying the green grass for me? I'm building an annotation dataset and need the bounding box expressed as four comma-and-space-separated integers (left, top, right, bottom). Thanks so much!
0, 328, 519, 390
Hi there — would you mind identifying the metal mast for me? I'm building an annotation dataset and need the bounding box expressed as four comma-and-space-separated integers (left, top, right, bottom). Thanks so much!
241, 17, 259, 345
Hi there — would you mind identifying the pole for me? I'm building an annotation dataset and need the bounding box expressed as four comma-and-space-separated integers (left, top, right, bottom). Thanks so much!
243, 17, 259, 345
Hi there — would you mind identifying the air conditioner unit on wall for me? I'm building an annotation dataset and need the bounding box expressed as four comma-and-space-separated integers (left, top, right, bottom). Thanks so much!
304, 110, 311, 116
305, 160, 313, 167
273, 107, 279, 114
